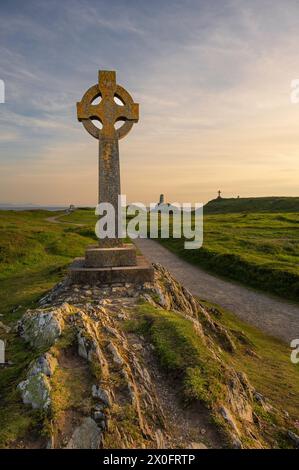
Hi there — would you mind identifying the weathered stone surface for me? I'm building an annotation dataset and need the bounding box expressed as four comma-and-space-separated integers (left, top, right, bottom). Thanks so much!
226, 371, 253, 423
219, 406, 239, 435
94, 410, 105, 421
66, 417, 102, 449
188, 442, 208, 449
69, 255, 154, 285
287, 430, 299, 448
17, 304, 70, 349
77, 70, 138, 141
76, 70, 138, 244
85, 244, 137, 268
73, 70, 154, 285
143, 263, 199, 317
106, 341, 123, 366
28, 353, 58, 377
18, 373, 51, 410
92, 385, 112, 407
15, 264, 293, 449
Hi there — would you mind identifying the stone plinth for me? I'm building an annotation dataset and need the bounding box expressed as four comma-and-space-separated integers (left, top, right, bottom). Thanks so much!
85, 244, 137, 268
68, 254, 154, 285
68, 242, 154, 285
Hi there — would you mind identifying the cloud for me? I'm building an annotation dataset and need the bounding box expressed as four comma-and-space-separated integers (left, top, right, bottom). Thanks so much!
0, 130, 19, 142
0, 0, 299, 204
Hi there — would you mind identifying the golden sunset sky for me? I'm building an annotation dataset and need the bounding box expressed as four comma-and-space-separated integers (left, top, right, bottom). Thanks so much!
0, 0, 299, 205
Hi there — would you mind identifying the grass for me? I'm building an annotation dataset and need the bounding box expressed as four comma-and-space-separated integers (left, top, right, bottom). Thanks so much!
200, 299, 299, 420
126, 301, 299, 446
0, 209, 98, 447
127, 303, 299, 418
131, 304, 223, 406
0, 207, 298, 446
0, 209, 97, 317
158, 211, 299, 301
205, 196, 299, 214
65, 207, 299, 300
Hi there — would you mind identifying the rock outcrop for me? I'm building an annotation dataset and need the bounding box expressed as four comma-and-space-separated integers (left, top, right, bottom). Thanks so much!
66, 417, 102, 449
15, 263, 297, 449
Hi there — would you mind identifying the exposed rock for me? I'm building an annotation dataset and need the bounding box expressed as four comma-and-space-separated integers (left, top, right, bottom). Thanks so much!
117, 312, 128, 320
155, 429, 166, 448
17, 304, 70, 349
219, 406, 240, 435
76, 316, 109, 378
14, 263, 292, 449
92, 385, 112, 407
28, 353, 58, 377
66, 417, 102, 449
287, 430, 299, 448
226, 371, 253, 423
231, 435, 243, 449
253, 391, 272, 412
198, 305, 236, 353
18, 373, 51, 410
188, 442, 208, 449
94, 410, 105, 421
142, 263, 198, 317
106, 341, 124, 366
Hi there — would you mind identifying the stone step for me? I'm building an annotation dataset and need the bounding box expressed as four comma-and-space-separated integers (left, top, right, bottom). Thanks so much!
68, 255, 154, 285
85, 244, 137, 268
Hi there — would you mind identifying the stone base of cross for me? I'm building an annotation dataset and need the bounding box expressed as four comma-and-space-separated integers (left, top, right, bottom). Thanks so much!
68, 70, 153, 285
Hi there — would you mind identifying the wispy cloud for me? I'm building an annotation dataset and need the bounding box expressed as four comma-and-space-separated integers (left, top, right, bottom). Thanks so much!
0, 0, 299, 204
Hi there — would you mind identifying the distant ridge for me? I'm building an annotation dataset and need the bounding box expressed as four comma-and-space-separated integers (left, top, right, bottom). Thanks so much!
204, 196, 299, 214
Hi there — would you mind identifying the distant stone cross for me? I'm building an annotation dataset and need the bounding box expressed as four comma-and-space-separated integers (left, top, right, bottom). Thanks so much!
77, 70, 139, 244
217, 190, 221, 199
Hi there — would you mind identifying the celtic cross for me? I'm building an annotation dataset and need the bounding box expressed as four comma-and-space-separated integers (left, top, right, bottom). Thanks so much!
77, 70, 139, 245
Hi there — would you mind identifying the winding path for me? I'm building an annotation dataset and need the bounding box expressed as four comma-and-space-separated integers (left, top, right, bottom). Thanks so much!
45, 214, 84, 226
134, 238, 299, 343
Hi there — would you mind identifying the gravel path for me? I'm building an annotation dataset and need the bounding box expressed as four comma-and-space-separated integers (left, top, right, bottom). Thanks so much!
134, 238, 299, 343
45, 214, 83, 226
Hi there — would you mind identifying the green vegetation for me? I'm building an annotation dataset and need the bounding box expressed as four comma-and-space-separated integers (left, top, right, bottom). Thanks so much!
0, 209, 97, 447
205, 196, 299, 214
104, 404, 145, 449
0, 207, 298, 446
127, 302, 299, 442
0, 210, 97, 322
159, 211, 299, 301
200, 299, 299, 420
65, 205, 299, 300
126, 303, 223, 406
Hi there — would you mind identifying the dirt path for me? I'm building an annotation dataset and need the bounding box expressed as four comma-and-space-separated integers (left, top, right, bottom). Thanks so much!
45, 214, 83, 226
130, 333, 223, 449
134, 238, 299, 344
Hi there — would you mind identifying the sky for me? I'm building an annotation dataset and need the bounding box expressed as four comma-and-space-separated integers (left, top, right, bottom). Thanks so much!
0, 0, 299, 205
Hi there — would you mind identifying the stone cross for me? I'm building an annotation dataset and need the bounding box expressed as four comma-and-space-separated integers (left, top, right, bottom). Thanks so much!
77, 70, 139, 245
217, 190, 221, 199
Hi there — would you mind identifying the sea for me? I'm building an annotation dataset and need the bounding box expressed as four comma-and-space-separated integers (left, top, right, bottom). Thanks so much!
0, 205, 68, 211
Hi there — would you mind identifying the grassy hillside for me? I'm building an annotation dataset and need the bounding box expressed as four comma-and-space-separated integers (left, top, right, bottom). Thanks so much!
205, 196, 299, 214
158, 211, 299, 301
0, 209, 98, 446
61, 208, 299, 301
0, 209, 99, 321
128, 301, 299, 443
0, 209, 298, 447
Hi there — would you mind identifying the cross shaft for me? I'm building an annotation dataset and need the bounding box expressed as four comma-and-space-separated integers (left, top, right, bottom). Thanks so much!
77, 70, 139, 246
